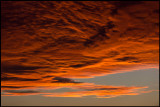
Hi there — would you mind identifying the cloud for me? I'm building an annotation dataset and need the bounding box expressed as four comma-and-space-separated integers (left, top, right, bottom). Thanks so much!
52, 77, 82, 83
1, 62, 46, 74
113, 1, 143, 9
83, 24, 112, 47
2, 82, 152, 98
2, 90, 43, 96
1, 76, 40, 81
1, 86, 31, 90
1, 1, 159, 98
4, 90, 39, 93
116, 56, 138, 62
69, 58, 102, 68
42, 85, 149, 98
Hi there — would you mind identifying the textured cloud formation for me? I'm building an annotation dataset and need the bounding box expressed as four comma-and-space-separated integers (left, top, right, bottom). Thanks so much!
1, 1, 159, 98
2, 81, 150, 98
2, 90, 43, 96
3, 82, 157, 98
43, 86, 148, 98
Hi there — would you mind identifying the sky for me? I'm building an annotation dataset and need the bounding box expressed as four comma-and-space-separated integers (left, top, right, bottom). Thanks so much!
1, 1, 159, 106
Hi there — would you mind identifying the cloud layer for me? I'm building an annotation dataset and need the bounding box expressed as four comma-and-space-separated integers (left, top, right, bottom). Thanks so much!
1, 1, 159, 98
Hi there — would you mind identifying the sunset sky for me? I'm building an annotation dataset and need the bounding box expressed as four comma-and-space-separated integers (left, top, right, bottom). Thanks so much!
1, 1, 159, 106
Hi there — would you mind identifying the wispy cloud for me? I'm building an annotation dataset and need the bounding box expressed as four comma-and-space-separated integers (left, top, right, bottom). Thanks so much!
43, 86, 148, 98
2, 82, 156, 98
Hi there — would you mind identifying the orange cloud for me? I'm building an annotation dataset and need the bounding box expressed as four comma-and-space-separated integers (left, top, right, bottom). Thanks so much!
42, 87, 158, 98
2, 82, 151, 98
1, 1, 159, 98
43, 88, 144, 98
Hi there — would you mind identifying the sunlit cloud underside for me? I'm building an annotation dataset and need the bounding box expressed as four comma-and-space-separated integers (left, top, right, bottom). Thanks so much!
1, 1, 159, 98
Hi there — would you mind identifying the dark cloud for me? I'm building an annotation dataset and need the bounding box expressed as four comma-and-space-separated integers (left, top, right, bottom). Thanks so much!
70, 64, 88, 68
74, 1, 98, 12
70, 59, 101, 68
110, 8, 118, 16
84, 87, 121, 91
56, 36, 83, 45
1, 86, 30, 89
2, 76, 40, 81
105, 21, 116, 30
113, 1, 143, 9
42, 76, 53, 78
106, 51, 120, 58
83, 21, 117, 47
116, 57, 138, 62
83, 26, 111, 47
153, 9, 159, 14
4, 90, 39, 93
52, 77, 82, 83
1, 63, 46, 74
109, 1, 143, 16
1, 1, 57, 30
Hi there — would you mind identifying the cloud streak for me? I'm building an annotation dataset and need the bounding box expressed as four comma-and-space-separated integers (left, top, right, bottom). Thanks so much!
43, 86, 148, 98
2, 82, 152, 98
